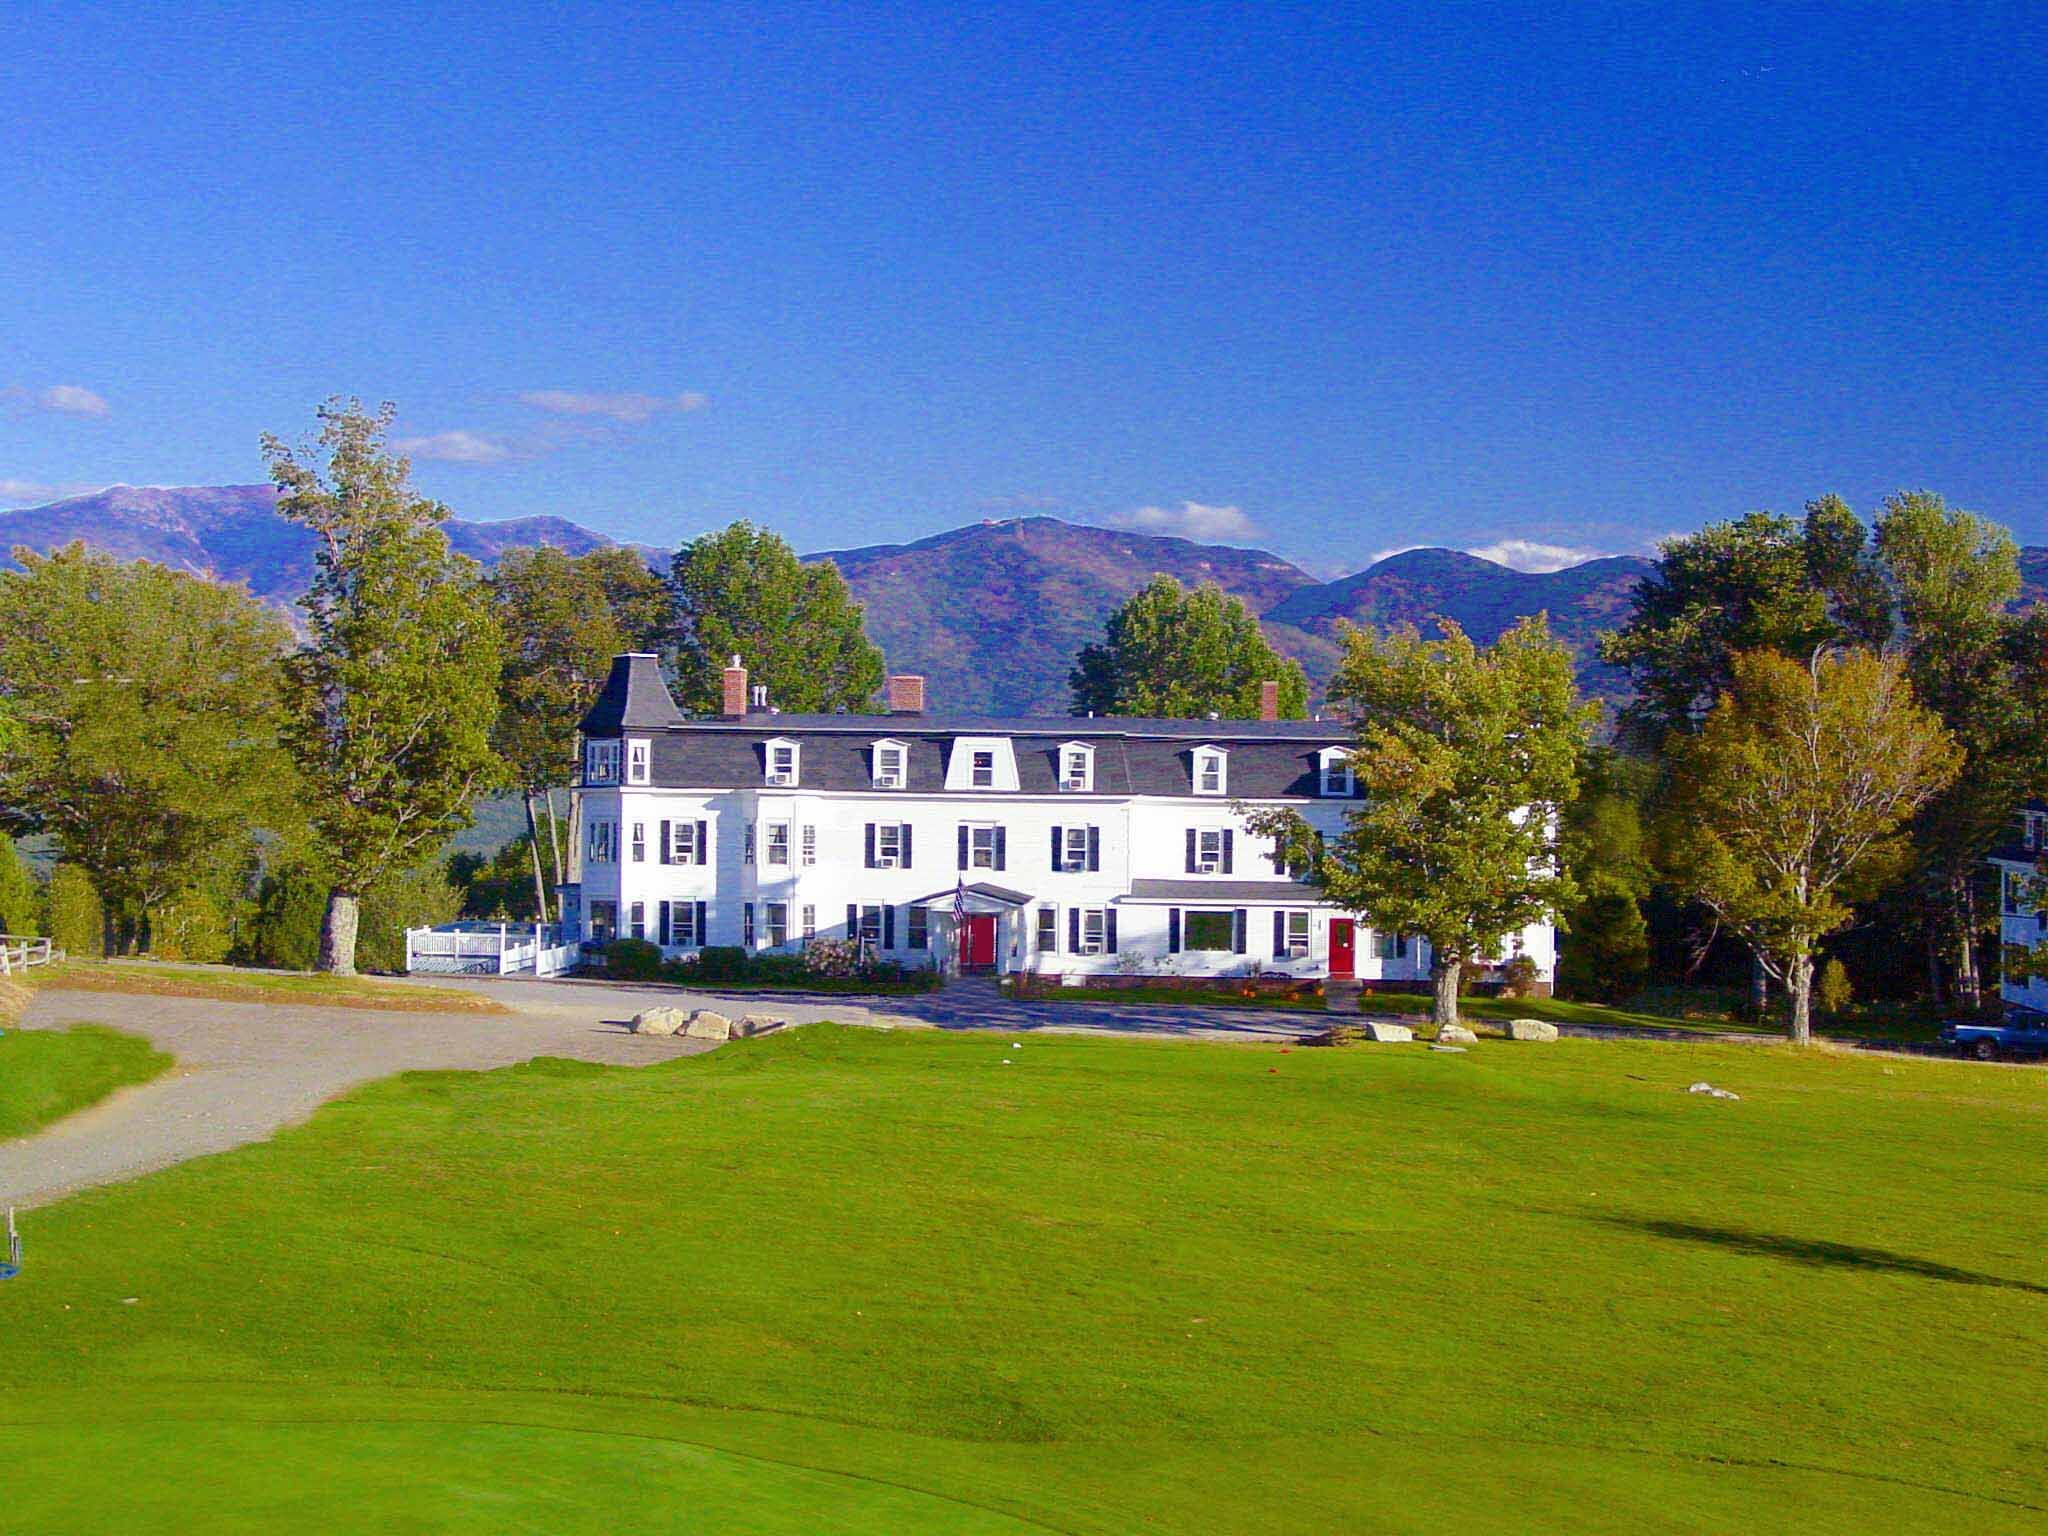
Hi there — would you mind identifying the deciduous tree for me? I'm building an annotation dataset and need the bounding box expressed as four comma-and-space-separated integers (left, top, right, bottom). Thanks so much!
0, 544, 294, 951
264, 399, 503, 974
669, 522, 882, 714
1661, 649, 1959, 1044
1070, 576, 1309, 718
1248, 616, 1594, 1027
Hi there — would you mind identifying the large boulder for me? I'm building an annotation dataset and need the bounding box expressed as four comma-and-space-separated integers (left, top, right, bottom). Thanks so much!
1361, 1020, 1414, 1043
630, 1006, 688, 1037
1436, 1023, 1480, 1046
685, 1009, 734, 1041
735, 1013, 786, 1038
1507, 1018, 1560, 1042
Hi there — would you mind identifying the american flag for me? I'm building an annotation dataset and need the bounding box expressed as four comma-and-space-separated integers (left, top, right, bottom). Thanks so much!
952, 876, 967, 929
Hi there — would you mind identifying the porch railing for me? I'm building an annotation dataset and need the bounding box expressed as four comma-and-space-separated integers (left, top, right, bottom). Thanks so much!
0, 935, 59, 976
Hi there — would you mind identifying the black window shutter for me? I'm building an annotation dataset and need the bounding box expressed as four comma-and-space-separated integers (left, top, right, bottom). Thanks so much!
846, 903, 858, 940
1233, 909, 1247, 953
1069, 907, 1080, 951
660, 901, 672, 946
957, 825, 969, 870
696, 821, 708, 865
994, 825, 1007, 870
694, 901, 706, 944
1104, 909, 1118, 953
1088, 826, 1100, 871
660, 821, 671, 864
1222, 830, 1234, 874
1273, 910, 1286, 959
883, 905, 896, 949
865, 824, 876, 868
902, 824, 913, 867
1050, 825, 1063, 872
1168, 908, 1181, 952
1185, 828, 1198, 873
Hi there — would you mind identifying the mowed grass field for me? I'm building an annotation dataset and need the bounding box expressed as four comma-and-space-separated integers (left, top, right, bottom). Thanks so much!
0, 1023, 171, 1139
2, 1026, 2044, 1533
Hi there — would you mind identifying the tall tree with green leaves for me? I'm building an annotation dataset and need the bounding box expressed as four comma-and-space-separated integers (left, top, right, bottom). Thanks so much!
0, 543, 295, 952
1247, 616, 1594, 1027
669, 522, 882, 715
0, 833, 39, 937
1661, 649, 1959, 1043
1556, 747, 1656, 1003
264, 399, 503, 974
490, 545, 673, 916
1071, 576, 1309, 719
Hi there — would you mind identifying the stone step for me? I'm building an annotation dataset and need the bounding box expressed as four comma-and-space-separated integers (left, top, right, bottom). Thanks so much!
1324, 979, 1364, 1014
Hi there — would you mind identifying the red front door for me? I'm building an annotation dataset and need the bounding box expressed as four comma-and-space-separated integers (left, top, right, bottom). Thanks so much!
1329, 919, 1355, 978
960, 914, 997, 970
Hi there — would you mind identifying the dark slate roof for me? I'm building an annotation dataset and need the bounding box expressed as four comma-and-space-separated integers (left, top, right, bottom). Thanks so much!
643, 728, 1343, 797
1125, 878, 1325, 903
578, 654, 684, 735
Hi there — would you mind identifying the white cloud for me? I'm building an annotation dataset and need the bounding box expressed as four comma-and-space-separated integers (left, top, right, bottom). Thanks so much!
2, 383, 111, 417
0, 477, 104, 504
1102, 501, 1263, 543
394, 430, 520, 465
518, 389, 709, 424
1463, 538, 1608, 573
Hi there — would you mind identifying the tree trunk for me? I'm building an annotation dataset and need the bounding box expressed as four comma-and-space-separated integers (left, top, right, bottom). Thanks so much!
1955, 878, 1981, 1009
523, 792, 550, 924
1925, 929, 1946, 1007
1750, 953, 1769, 1022
1432, 955, 1462, 1028
544, 789, 566, 921
1787, 952, 1814, 1046
319, 890, 361, 976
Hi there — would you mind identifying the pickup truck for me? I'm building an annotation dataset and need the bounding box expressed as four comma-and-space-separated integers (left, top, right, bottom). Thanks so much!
1941, 1008, 2048, 1061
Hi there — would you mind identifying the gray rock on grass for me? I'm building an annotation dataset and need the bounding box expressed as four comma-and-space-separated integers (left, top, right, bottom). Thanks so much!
735, 1013, 786, 1038
1507, 1018, 1560, 1042
1687, 1081, 1740, 1101
1362, 1020, 1414, 1043
1436, 1024, 1480, 1046
685, 1009, 734, 1041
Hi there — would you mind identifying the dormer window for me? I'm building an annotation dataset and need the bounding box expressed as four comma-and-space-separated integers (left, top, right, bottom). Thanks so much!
1319, 747, 1354, 797
945, 737, 1018, 792
971, 750, 996, 788
764, 738, 800, 788
872, 739, 907, 789
1058, 743, 1094, 792
586, 739, 621, 784
1193, 746, 1227, 796
626, 739, 651, 785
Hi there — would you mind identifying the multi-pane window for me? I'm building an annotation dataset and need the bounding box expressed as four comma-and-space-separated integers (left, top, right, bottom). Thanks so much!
801, 904, 816, 941
971, 750, 996, 788
586, 739, 620, 783
1284, 910, 1311, 958
1079, 908, 1108, 955
743, 824, 755, 864
1063, 827, 1091, 870
1320, 752, 1353, 797
766, 741, 799, 786
907, 906, 929, 950
876, 823, 907, 866
801, 825, 817, 865
629, 901, 646, 940
670, 821, 699, 864
743, 903, 757, 947
630, 822, 646, 863
969, 825, 998, 868
858, 905, 884, 944
764, 902, 788, 948
1036, 906, 1058, 952
586, 820, 617, 864
626, 739, 650, 784
766, 822, 790, 865
669, 901, 699, 946
1372, 929, 1408, 961
874, 743, 906, 789
1195, 830, 1225, 873
1061, 748, 1091, 791
1183, 910, 1235, 951
1194, 749, 1225, 794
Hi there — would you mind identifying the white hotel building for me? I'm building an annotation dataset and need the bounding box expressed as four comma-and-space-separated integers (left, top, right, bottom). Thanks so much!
563, 654, 1558, 989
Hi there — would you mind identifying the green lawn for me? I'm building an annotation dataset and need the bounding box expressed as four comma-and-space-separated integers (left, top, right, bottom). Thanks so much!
3, 1028, 2044, 1532
34, 960, 507, 1014
1362, 989, 1955, 1043
0, 1024, 172, 1139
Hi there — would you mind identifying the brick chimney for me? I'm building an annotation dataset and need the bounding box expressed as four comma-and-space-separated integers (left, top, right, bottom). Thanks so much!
1257, 680, 1280, 722
721, 656, 748, 718
887, 674, 926, 715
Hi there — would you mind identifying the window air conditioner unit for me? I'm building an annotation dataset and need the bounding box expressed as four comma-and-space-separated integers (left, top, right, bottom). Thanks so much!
1064, 776, 1087, 791
876, 855, 898, 869
767, 770, 795, 787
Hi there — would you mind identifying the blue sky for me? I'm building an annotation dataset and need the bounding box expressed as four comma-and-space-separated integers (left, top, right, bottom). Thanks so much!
2, 2, 2043, 574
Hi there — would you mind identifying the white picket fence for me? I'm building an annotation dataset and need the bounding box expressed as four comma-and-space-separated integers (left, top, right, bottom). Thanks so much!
0, 935, 59, 976
404, 924, 578, 978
